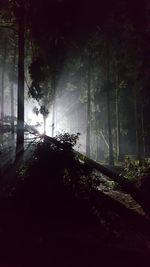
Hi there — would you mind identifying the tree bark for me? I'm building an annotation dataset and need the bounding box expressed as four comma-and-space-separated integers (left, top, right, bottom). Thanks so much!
86, 58, 91, 157
1, 36, 7, 125
10, 44, 17, 134
134, 87, 138, 157
134, 85, 142, 160
16, 1, 25, 156
106, 46, 114, 166
115, 73, 122, 161
141, 104, 145, 158
106, 86, 114, 166
52, 101, 55, 137
44, 116, 46, 135
52, 73, 56, 137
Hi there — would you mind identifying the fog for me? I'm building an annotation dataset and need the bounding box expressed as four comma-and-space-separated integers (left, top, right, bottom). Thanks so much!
0, 0, 150, 167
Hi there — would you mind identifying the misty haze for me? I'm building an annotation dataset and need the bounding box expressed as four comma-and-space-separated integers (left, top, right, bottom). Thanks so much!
0, 0, 150, 266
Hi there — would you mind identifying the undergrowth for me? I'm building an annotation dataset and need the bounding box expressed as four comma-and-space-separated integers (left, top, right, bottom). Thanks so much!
16, 133, 99, 201
123, 157, 150, 191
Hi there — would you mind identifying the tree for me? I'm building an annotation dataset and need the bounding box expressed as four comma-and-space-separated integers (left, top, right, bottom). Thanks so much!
0, 0, 26, 155
16, 0, 25, 155
28, 58, 52, 135
105, 46, 114, 166
86, 54, 92, 157
0, 32, 7, 126
10, 42, 17, 134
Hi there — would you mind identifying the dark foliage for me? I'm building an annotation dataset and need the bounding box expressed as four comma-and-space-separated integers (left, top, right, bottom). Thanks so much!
55, 132, 80, 148
15, 134, 95, 220
0, 135, 150, 266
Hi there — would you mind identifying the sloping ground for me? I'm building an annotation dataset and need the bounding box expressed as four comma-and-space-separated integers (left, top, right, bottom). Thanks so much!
0, 138, 150, 267
96, 174, 146, 215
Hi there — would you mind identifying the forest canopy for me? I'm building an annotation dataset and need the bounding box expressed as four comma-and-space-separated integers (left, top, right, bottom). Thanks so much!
0, 0, 149, 163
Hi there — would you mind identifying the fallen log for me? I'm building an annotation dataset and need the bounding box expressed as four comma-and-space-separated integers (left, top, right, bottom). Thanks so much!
75, 151, 150, 216
43, 135, 150, 216
90, 188, 150, 235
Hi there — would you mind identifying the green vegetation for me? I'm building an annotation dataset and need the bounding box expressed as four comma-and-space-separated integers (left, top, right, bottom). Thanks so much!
123, 157, 150, 183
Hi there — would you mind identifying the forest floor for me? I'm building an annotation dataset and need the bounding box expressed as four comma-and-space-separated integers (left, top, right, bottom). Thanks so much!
0, 139, 150, 266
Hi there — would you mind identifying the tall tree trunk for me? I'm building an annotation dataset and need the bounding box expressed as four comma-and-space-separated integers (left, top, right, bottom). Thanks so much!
134, 85, 144, 160
16, 1, 25, 156
106, 85, 114, 166
133, 85, 142, 159
1, 37, 7, 126
86, 59, 91, 157
51, 100, 55, 137
106, 47, 114, 166
43, 116, 46, 135
141, 104, 145, 157
11, 44, 17, 134
115, 73, 122, 161
134, 88, 139, 157
55, 103, 57, 134
51, 74, 56, 137
96, 134, 99, 161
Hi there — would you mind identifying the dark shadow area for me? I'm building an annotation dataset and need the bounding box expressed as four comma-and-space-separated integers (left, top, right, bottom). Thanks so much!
0, 137, 150, 266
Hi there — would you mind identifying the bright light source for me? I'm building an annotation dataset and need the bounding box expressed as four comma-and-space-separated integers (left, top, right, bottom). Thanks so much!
37, 125, 44, 135
27, 112, 53, 136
